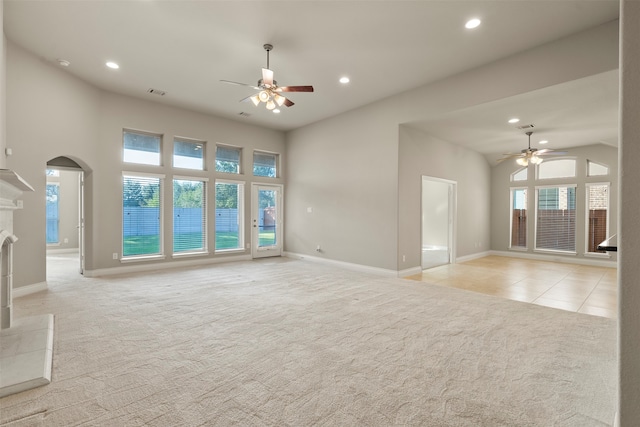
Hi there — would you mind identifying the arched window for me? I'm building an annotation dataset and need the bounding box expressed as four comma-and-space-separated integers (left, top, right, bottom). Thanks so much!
587, 160, 609, 177
511, 167, 527, 182
537, 159, 576, 180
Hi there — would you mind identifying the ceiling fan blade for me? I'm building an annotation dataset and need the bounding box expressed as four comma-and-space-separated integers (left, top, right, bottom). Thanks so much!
220, 79, 259, 90
239, 95, 255, 103
262, 68, 274, 87
283, 98, 295, 107
277, 85, 314, 93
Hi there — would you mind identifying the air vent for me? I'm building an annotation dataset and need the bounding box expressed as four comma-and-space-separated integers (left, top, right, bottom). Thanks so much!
146, 88, 166, 96
238, 112, 252, 117
516, 123, 535, 130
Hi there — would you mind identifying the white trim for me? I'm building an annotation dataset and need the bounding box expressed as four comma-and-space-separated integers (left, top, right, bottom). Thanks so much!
398, 267, 422, 277
490, 250, 617, 268
84, 254, 252, 277
46, 248, 79, 254
173, 175, 209, 182
122, 171, 166, 179
14, 282, 48, 298
456, 251, 491, 263
284, 252, 398, 277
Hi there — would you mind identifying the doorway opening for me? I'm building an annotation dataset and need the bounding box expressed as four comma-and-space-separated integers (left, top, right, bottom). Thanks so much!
45, 157, 85, 282
421, 176, 456, 270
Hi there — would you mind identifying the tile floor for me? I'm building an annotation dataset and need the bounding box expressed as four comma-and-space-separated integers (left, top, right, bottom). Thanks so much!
406, 255, 617, 319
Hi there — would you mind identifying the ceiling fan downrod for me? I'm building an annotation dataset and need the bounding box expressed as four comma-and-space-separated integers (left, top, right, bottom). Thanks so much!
264, 43, 273, 70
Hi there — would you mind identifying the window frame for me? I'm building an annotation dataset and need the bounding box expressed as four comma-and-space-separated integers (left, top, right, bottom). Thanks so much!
585, 182, 610, 256
536, 158, 577, 181
121, 171, 166, 261
214, 179, 245, 253
534, 184, 577, 255
123, 129, 163, 166
172, 176, 209, 257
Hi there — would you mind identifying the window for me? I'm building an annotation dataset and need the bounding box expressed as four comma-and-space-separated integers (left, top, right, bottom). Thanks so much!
535, 186, 576, 252
46, 183, 59, 244
123, 130, 161, 166
215, 181, 244, 251
586, 183, 609, 254
510, 188, 527, 248
253, 151, 278, 178
511, 168, 527, 182
123, 174, 163, 257
537, 159, 576, 180
216, 145, 241, 174
173, 178, 207, 254
587, 160, 609, 177
174, 139, 204, 170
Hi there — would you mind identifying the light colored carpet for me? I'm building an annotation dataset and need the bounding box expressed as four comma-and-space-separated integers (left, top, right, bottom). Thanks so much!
1, 257, 617, 426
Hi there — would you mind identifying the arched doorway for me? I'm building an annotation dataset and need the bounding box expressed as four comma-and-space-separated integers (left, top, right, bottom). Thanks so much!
45, 156, 86, 280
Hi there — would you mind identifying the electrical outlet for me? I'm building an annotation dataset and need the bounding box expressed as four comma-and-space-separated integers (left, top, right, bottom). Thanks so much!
64, 238, 69, 243
316, 245, 321, 252
402, 255, 406, 262
112, 253, 118, 260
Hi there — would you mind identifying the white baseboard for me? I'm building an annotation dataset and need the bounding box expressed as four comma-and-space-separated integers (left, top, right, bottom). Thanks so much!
398, 266, 422, 277
13, 282, 48, 298
284, 252, 399, 277
46, 248, 79, 255
84, 254, 252, 277
456, 251, 491, 263
489, 250, 617, 268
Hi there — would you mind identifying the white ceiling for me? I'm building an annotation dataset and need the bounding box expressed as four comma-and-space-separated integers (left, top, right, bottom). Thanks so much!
3, 0, 620, 158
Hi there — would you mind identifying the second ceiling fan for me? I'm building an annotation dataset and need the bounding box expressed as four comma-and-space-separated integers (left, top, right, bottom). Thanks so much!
499, 131, 566, 166
221, 44, 314, 110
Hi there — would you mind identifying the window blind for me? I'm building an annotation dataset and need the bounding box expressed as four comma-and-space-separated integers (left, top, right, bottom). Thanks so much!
536, 186, 576, 252
173, 179, 206, 253
123, 175, 162, 257
216, 146, 241, 173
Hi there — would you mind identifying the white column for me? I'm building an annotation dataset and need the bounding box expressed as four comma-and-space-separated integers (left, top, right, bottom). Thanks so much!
619, 1, 640, 425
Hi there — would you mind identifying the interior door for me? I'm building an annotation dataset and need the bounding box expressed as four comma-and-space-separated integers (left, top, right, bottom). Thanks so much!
251, 184, 283, 258
421, 176, 456, 269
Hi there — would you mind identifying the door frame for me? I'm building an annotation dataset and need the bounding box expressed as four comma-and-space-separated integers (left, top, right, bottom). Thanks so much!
251, 183, 283, 258
421, 176, 457, 269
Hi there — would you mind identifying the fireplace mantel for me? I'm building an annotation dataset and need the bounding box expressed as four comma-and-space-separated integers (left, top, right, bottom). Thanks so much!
0, 169, 34, 210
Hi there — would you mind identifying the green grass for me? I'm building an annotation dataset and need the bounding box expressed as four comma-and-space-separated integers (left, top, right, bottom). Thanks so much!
123, 230, 277, 256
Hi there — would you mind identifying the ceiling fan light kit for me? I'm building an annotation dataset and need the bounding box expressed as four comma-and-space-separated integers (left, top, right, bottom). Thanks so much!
221, 43, 314, 112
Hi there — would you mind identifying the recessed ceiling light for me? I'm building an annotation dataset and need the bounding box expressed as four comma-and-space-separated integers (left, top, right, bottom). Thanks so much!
539, 140, 549, 144
339, 76, 350, 84
508, 118, 520, 124
106, 61, 120, 69
273, 109, 281, 114
465, 18, 481, 29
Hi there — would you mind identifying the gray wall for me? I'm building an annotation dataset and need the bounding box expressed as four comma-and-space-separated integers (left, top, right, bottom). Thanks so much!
491, 144, 618, 262
6, 40, 285, 287
285, 21, 618, 273
1, 0, 6, 169
399, 127, 491, 270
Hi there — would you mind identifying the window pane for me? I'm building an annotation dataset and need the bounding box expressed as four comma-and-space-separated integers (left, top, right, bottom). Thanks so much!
46, 184, 59, 244
587, 161, 609, 177
216, 146, 241, 174
174, 139, 204, 170
124, 131, 161, 165
215, 182, 244, 250
123, 175, 162, 257
587, 184, 609, 253
253, 152, 277, 177
511, 188, 527, 248
511, 168, 527, 182
174, 179, 206, 253
537, 159, 576, 180
536, 186, 576, 252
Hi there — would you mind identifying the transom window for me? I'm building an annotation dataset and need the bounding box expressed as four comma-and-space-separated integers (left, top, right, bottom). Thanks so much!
537, 158, 576, 180
216, 145, 241, 174
253, 151, 278, 178
511, 168, 527, 182
174, 139, 204, 170
123, 130, 161, 166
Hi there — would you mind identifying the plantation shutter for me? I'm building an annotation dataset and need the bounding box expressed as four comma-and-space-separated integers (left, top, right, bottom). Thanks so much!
123, 174, 163, 257
535, 186, 576, 252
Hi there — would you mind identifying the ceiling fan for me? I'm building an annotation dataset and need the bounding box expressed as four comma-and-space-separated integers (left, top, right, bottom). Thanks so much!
220, 44, 314, 111
498, 131, 566, 166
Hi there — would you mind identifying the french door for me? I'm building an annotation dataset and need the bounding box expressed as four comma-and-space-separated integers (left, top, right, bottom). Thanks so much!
251, 184, 283, 258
